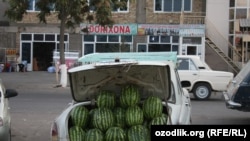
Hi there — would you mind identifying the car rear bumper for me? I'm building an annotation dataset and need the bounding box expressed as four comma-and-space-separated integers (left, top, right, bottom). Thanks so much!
223, 92, 242, 109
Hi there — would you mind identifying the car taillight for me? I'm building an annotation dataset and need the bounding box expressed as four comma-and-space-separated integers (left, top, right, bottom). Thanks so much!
0, 117, 3, 127
51, 122, 59, 141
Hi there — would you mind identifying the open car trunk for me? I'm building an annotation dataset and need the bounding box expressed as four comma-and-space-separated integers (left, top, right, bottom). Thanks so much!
68, 62, 171, 103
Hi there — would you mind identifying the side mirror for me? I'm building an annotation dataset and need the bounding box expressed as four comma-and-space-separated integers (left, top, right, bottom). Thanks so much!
181, 81, 191, 88
5, 89, 18, 98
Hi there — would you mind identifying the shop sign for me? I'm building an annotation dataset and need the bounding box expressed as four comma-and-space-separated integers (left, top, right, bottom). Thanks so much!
138, 24, 180, 36
137, 24, 205, 36
80, 23, 137, 35
179, 29, 205, 37
6, 48, 17, 55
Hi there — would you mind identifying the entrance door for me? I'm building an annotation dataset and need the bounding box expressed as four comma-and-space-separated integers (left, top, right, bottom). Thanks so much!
21, 43, 32, 71
187, 46, 198, 55
33, 42, 56, 71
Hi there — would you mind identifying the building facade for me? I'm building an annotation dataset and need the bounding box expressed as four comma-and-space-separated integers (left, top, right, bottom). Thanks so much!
0, 0, 208, 71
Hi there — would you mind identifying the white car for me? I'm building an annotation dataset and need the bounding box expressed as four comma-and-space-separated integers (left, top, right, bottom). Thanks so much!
177, 55, 234, 100
0, 79, 18, 141
50, 52, 191, 141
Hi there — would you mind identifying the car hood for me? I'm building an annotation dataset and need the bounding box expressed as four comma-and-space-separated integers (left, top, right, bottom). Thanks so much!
68, 61, 172, 102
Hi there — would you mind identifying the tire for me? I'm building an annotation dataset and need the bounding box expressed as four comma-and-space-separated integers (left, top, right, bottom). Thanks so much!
192, 83, 211, 100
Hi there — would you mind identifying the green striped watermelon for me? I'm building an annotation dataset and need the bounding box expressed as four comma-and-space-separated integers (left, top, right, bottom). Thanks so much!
125, 105, 144, 127
92, 108, 114, 132
70, 106, 89, 128
127, 125, 150, 141
97, 90, 116, 109
120, 84, 140, 108
85, 128, 104, 141
143, 96, 163, 120
113, 107, 126, 128
88, 108, 98, 128
105, 127, 126, 141
69, 126, 85, 141
150, 114, 168, 126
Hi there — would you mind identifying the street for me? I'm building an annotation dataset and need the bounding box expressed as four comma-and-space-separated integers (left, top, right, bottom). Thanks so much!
0, 71, 250, 141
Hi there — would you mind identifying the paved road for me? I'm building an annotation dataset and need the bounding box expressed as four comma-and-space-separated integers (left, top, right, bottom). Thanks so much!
0, 71, 250, 141
1, 71, 72, 141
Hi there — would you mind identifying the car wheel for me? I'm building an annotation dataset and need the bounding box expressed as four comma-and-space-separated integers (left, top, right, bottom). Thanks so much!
192, 83, 211, 100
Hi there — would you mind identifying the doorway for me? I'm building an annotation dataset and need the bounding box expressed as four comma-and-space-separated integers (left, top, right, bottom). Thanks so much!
33, 42, 55, 71
187, 46, 197, 55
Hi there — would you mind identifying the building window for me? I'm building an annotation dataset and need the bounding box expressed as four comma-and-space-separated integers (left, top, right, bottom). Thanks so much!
83, 35, 133, 55
57, 34, 68, 41
155, 0, 192, 12
148, 35, 179, 52
97, 35, 107, 42
84, 35, 95, 42
230, 0, 235, 7
84, 44, 94, 55
34, 34, 44, 41
27, 0, 55, 12
27, 0, 37, 11
236, 8, 247, 19
137, 44, 147, 52
89, 0, 129, 12
21, 34, 32, 41
148, 44, 171, 52
108, 35, 119, 42
112, 0, 129, 12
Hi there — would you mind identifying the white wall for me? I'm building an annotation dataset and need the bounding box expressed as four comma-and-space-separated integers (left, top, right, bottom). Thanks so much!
206, 0, 229, 53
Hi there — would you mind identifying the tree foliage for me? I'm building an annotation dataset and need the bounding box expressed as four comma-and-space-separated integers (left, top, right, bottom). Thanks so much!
3, 0, 133, 86
3, 0, 130, 27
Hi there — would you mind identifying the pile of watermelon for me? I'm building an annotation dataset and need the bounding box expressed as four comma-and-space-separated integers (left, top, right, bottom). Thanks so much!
68, 84, 168, 141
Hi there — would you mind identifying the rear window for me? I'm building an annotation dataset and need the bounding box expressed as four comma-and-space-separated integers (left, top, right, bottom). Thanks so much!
242, 72, 250, 84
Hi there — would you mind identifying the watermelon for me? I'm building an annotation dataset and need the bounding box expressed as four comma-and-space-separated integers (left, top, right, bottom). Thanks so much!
85, 128, 104, 141
125, 105, 144, 127
143, 96, 163, 120
69, 126, 85, 141
70, 106, 89, 128
88, 108, 98, 128
120, 84, 140, 108
127, 125, 150, 141
96, 90, 116, 109
105, 127, 126, 141
113, 107, 126, 128
92, 108, 114, 132
149, 114, 168, 126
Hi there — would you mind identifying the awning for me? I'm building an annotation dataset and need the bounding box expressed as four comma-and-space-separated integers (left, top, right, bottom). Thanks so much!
239, 19, 250, 27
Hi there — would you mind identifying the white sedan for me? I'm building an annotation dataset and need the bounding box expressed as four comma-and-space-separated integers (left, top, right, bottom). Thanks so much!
177, 55, 234, 100
0, 79, 18, 141
50, 52, 191, 141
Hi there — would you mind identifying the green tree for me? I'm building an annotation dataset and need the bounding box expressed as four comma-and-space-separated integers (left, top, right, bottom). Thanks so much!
3, 0, 132, 87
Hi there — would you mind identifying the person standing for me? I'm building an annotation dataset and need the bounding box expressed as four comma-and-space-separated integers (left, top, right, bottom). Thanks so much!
16, 53, 24, 72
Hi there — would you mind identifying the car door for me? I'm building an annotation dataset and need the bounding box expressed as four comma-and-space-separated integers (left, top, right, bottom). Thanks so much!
177, 58, 199, 91
176, 70, 191, 124
169, 69, 191, 125
0, 83, 11, 132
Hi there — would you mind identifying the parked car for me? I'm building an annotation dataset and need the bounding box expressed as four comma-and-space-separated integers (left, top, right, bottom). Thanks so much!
50, 52, 192, 141
0, 79, 18, 141
223, 61, 250, 112
177, 55, 234, 100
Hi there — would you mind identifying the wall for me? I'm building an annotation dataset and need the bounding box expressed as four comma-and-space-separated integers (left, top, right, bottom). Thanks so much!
206, 0, 229, 53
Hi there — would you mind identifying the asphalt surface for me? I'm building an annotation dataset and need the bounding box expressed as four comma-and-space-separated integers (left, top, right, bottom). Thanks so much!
0, 71, 72, 141
0, 71, 70, 90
